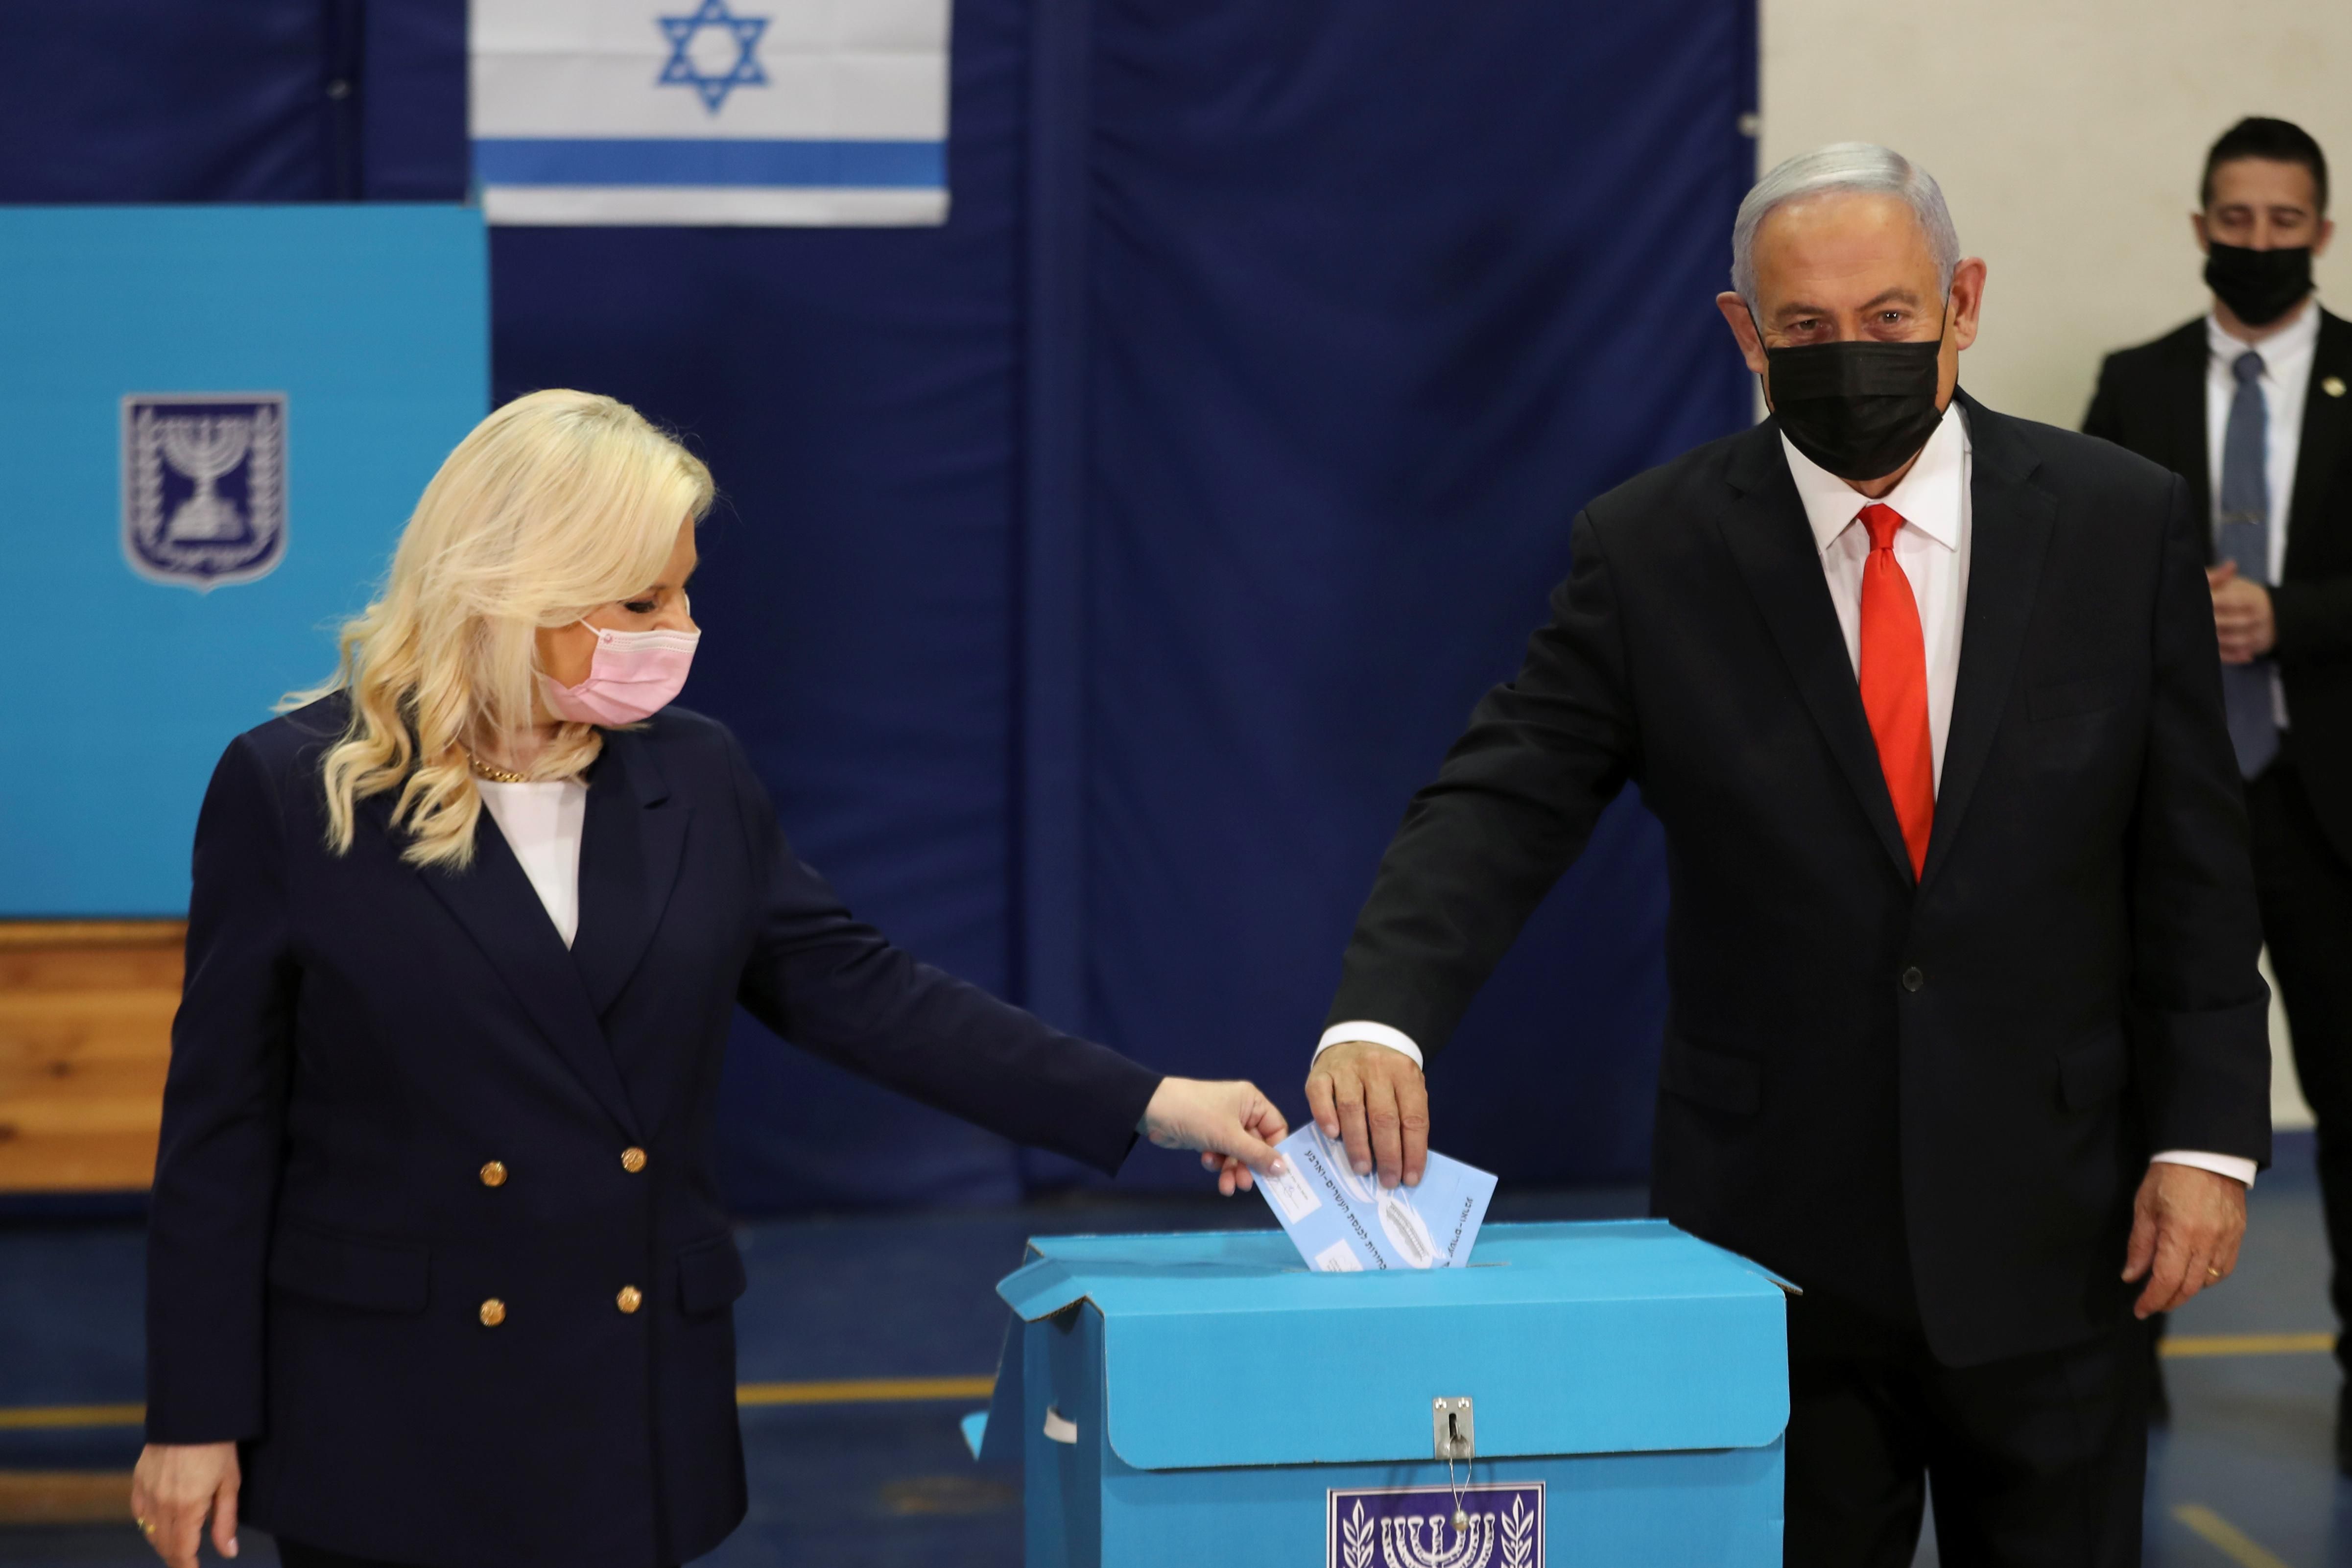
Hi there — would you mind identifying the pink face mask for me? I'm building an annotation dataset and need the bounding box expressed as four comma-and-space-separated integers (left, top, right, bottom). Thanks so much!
539, 620, 700, 727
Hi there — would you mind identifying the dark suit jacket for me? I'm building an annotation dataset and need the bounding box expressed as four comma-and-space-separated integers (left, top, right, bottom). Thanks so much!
2084, 306, 2352, 861
146, 696, 1161, 1568
1326, 393, 2270, 1367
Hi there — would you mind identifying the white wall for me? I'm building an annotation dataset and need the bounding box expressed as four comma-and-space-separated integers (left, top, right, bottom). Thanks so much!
1758, 0, 2352, 429
1758, 0, 2347, 1128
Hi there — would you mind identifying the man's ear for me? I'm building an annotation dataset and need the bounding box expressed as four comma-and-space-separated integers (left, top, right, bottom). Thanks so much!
1717, 292, 1768, 376
1948, 258, 1988, 353
2314, 214, 2336, 260
2191, 211, 2213, 255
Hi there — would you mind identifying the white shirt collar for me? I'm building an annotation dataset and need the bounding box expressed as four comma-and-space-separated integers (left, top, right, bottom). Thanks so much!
2206, 293, 2322, 371
1782, 400, 1970, 557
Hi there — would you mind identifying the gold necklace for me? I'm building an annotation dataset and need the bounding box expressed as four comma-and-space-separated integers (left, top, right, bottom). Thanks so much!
465, 750, 536, 784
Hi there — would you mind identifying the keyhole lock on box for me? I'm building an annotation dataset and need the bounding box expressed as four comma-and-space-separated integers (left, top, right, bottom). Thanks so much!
1433, 1397, 1475, 1461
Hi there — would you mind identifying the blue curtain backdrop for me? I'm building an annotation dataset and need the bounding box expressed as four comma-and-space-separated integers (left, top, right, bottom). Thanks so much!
0, 1, 356, 201
0, 0, 1755, 1212
1044, 0, 1754, 1192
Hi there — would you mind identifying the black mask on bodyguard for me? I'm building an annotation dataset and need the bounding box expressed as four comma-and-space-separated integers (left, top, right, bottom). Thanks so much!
2204, 242, 2313, 328
1760, 314, 1948, 483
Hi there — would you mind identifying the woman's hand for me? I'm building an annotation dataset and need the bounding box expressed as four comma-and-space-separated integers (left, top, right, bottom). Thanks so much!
1139, 1077, 1291, 1195
131, 1442, 240, 1566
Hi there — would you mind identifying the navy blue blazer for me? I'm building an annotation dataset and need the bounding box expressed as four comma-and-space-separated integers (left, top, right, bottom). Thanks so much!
145, 696, 1162, 1568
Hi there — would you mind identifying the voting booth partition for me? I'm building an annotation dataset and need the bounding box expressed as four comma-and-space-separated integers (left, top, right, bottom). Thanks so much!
0, 205, 487, 1193
3, 204, 488, 917
965, 1222, 1791, 1565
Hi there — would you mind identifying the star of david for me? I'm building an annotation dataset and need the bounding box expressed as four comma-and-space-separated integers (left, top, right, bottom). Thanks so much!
656, 0, 770, 114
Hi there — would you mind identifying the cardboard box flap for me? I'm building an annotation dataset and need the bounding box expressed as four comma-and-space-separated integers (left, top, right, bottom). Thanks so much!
968, 1315, 1026, 1466
994, 1220, 1790, 1472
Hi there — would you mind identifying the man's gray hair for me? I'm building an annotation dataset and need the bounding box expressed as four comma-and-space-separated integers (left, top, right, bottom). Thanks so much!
1731, 143, 1961, 310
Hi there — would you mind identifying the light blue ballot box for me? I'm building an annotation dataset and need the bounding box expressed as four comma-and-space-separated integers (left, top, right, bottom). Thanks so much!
965, 1220, 1790, 1566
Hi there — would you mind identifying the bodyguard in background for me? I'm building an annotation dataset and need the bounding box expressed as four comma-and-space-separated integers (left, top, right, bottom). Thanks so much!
129, 390, 1290, 1568
2084, 116, 2352, 1459
1308, 146, 2270, 1564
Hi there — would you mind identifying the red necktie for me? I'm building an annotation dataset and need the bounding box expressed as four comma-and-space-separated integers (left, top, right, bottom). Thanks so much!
1857, 502, 1934, 877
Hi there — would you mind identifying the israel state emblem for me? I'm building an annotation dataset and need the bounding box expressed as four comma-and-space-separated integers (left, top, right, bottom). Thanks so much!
1329, 1482, 1542, 1568
121, 393, 287, 590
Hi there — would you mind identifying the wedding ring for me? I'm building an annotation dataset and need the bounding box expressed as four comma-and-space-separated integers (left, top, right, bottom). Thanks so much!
2207, 1266, 2222, 1279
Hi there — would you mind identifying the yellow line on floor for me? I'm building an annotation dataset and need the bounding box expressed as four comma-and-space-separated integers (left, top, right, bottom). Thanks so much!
2162, 1331, 2334, 1358
0, 1403, 143, 1431
736, 1376, 994, 1406
0, 1378, 998, 1431
2173, 1503, 2292, 1568
0, 1340, 2334, 1428
2, 1341, 2338, 1430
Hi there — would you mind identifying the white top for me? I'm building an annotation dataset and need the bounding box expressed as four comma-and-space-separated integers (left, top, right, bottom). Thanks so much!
1321, 403, 2254, 1186
2205, 297, 2320, 729
475, 778, 588, 948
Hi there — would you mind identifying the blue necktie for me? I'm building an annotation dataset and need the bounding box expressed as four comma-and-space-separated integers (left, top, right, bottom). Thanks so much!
2217, 349, 2279, 778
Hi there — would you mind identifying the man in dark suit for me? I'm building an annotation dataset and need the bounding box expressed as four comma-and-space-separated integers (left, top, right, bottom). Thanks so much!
1305, 143, 2270, 1565
2084, 115, 2350, 1459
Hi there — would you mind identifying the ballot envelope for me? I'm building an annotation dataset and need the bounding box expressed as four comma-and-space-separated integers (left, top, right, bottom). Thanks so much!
1256, 1125, 1497, 1272
964, 1220, 1791, 1565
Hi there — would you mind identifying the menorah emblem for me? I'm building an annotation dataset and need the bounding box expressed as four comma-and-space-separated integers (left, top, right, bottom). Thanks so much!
156, 413, 255, 542
121, 392, 287, 591
1380, 1508, 1497, 1568
1331, 1486, 1540, 1568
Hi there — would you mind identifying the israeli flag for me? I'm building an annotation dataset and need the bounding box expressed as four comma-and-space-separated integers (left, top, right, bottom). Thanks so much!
471, 0, 950, 226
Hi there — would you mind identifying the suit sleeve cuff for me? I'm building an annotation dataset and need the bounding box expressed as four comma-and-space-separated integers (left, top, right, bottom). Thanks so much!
1315, 1022, 1425, 1069
2151, 1150, 2257, 1189
1095, 1063, 1166, 1176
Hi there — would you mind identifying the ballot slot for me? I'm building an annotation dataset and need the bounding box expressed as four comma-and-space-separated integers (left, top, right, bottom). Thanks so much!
1042, 1405, 1078, 1445
1273, 1260, 1515, 1274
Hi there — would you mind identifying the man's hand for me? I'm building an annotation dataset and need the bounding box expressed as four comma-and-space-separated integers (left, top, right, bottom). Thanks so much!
2122, 1162, 2248, 1318
130, 1442, 239, 1567
1140, 1077, 1290, 1196
1305, 1040, 1429, 1188
2209, 562, 2277, 663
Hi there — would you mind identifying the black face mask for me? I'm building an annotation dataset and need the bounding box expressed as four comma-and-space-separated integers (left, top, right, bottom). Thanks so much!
1761, 319, 1947, 483
2204, 242, 2313, 328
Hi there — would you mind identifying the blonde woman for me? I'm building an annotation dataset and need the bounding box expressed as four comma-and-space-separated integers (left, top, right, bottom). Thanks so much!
130, 390, 1290, 1568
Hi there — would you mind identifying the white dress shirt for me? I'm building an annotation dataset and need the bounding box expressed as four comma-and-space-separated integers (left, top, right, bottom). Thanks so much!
475, 778, 588, 948
2205, 298, 2320, 728
1322, 402, 2255, 1187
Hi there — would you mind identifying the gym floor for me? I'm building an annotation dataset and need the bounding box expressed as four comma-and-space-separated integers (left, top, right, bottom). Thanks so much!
0, 1139, 2338, 1567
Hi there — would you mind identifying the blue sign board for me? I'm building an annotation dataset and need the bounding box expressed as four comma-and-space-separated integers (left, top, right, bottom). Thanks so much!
0, 205, 487, 915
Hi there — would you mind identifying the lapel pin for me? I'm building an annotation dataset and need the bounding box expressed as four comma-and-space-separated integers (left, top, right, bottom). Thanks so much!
2325, 376, 2348, 399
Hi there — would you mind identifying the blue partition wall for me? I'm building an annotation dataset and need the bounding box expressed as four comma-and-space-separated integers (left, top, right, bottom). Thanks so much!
0, 206, 488, 914
0, 0, 1756, 1209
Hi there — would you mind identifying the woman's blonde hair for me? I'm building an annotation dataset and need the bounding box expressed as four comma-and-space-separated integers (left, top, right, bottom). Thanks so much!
296, 389, 713, 870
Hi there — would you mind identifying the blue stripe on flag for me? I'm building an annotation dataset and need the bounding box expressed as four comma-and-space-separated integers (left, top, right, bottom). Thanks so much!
472, 139, 944, 190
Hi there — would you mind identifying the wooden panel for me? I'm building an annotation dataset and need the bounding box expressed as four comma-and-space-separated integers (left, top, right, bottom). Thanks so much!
0, 921, 182, 1193
0, 1470, 135, 1526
